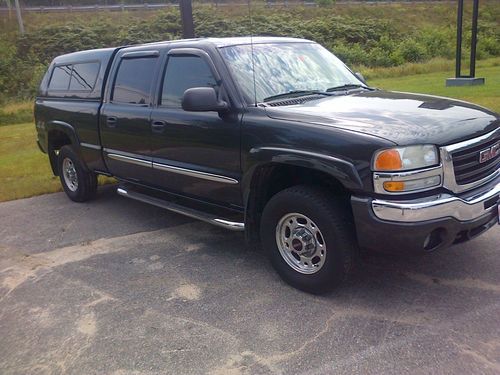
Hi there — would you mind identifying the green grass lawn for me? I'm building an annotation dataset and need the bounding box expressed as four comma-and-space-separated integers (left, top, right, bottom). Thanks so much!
0, 123, 62, 201
0, 123, 114, 202
0, 62, 499, 202
369, 64, 500, 113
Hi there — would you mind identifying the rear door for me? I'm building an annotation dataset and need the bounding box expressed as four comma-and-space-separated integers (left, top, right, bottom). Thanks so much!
100, 50, 160, 182
149, 48, 242, 207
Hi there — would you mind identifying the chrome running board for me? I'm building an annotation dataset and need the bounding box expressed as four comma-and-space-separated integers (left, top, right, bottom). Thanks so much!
117, 186, 245, 231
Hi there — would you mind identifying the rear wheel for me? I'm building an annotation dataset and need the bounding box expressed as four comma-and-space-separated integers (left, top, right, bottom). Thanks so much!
58, 145, 97, 202
260, 185, 356, 294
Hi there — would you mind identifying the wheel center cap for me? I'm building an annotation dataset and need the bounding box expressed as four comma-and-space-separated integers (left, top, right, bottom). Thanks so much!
291, 238, 303, 252
291, 227, 316, 257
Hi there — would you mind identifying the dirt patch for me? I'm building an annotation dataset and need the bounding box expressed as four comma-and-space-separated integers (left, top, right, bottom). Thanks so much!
0, 228, 172, 299
77, 312, 97, 336
169, 284, 202, 301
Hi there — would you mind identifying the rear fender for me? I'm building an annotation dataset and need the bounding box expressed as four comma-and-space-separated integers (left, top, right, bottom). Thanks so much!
45, 121, 83, 175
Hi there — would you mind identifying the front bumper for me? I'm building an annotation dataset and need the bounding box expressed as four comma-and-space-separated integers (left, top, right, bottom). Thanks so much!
372, 181, 500, 222
351, 178, 499, 253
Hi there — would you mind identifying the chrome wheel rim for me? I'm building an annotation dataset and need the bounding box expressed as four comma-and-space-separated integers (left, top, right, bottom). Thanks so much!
62, 157, 78, 192
275, 213, 327, 274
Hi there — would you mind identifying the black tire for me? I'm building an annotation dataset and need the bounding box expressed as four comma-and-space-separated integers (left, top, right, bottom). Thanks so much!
260, 185, 356, 294
57, 145, 97, 202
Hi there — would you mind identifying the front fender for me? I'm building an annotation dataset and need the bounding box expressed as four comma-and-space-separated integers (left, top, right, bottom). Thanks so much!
242, 146, 363, 203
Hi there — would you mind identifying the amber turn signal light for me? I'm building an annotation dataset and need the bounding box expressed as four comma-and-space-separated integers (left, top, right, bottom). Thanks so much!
383, 181, 405, 192
374, 149, 402, 171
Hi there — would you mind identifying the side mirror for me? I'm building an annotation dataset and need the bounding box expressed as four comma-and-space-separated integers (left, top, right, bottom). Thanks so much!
355, 72, 367, 84
181, 87, 229, 112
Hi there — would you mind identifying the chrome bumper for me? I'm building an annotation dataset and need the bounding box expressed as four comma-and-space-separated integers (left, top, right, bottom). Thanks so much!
372, 181, 500, 222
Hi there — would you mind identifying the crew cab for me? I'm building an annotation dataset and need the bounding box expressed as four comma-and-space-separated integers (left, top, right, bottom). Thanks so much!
35, 37, 499, 293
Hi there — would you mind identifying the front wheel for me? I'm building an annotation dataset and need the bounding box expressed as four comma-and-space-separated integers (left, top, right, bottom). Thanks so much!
260, 185, 356, 294
58, 145, 97, 202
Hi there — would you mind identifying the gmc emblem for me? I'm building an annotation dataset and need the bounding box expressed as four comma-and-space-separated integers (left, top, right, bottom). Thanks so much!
479, 141, 500, 163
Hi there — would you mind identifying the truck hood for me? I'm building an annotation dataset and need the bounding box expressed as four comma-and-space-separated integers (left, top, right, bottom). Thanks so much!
264, 90, 499, 146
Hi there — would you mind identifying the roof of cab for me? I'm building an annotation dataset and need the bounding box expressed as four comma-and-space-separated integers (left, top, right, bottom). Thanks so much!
52, 36, 313, 63
140, 36, 313, 48
203, 36, 313, 47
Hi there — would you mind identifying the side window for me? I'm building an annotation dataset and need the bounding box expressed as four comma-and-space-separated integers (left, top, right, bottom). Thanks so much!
112, 57, 158, 105
48, 65, 72, 91
69, 62, 100, 91
161, 55, 218, 108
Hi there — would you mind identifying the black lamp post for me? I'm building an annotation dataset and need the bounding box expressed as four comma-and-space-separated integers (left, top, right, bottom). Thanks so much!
446, 0, 484, 86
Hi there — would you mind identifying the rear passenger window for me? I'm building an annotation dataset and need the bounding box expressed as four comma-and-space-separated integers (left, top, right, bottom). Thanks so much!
49, 65, 72, 90
69, 62, 100, 91
112, 57, 158, 105
161, 55, 217, 108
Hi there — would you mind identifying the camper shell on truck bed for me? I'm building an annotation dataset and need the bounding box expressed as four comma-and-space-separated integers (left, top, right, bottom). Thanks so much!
36, 47, 118, 175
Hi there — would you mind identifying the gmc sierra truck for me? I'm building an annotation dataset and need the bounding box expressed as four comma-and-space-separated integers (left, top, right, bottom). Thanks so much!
35, 37, 499, 293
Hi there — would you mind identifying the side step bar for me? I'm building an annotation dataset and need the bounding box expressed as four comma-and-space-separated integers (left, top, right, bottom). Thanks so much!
117, 186, 245, 231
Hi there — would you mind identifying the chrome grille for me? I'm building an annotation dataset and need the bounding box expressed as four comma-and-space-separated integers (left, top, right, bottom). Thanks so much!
440, 128, 500, 194
452, 137, 500, 185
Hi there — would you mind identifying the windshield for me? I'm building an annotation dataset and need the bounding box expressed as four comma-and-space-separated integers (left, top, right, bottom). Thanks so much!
219, 42, 364, 104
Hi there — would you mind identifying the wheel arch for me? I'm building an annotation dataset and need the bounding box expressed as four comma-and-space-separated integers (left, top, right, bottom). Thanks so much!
46, 121, 81, 175
243, 149, 362, 247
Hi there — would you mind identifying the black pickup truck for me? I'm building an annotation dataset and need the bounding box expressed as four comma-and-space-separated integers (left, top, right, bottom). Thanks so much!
35, 37, 499, 293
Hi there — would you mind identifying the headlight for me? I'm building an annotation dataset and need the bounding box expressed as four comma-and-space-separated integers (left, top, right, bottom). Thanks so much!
373, 145, 439, 172
372, 145, 442, 194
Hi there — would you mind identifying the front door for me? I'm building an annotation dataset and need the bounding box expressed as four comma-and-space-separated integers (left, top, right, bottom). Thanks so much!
149, 49, 242, 207
100, 50, 160, 182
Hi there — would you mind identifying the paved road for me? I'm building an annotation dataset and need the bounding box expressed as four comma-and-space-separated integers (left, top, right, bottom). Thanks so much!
0, 185, 499, 374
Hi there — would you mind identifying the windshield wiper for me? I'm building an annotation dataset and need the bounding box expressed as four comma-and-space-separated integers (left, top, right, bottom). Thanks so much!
263, 90, 330, 103
326, 84, 372, 92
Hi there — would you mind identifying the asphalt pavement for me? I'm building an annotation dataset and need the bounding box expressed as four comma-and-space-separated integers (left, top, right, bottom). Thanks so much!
0, 185, 499, 375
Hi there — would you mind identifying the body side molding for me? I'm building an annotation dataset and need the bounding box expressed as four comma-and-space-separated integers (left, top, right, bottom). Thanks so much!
103, 148, 239, 184
80, 142, 102, 150
152, 162, 239, 184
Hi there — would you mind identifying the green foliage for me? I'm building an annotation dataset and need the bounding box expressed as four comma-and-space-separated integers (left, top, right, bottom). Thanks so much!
393, 38, 429, 63
0, 107, 34, 126
420, 28, 455, 59
0, 2, 499, 104
478, 35, 500, 58
315, 0, 336, 7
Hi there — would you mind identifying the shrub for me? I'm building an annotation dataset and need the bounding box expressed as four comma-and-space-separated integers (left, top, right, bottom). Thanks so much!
331, 43, 371, 66
419, 28, 455, 59
478, 35, 500, 58
393, 38, 429, 63
368, 47, 398, 67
